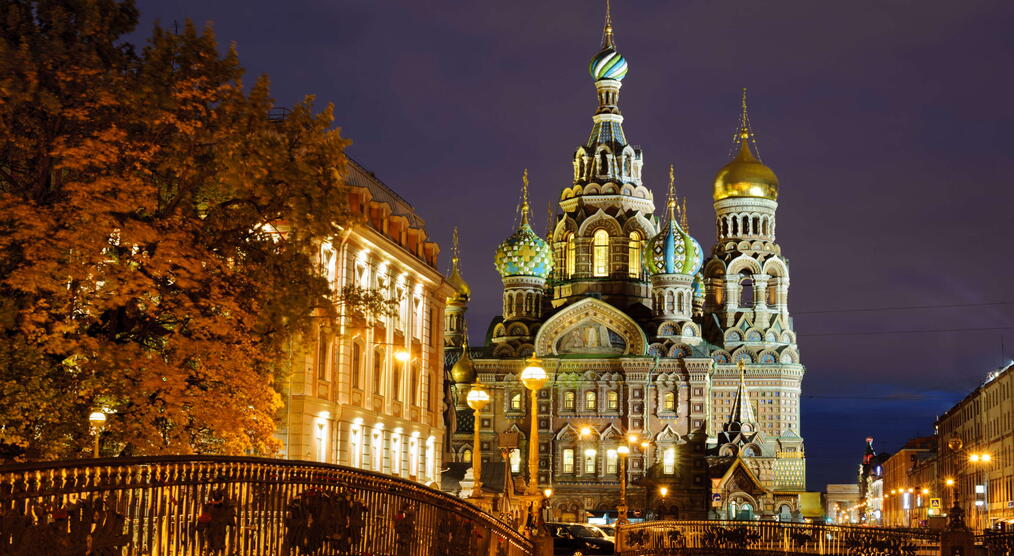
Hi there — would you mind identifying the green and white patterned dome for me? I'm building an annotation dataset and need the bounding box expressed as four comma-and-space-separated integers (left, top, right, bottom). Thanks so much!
589, 46, 628, 81
494, 223, 554, 279
645, 219, 703, 277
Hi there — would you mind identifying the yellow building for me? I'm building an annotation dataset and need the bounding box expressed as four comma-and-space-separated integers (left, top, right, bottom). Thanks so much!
278, 158, 453, 488
880, 437, 935, 527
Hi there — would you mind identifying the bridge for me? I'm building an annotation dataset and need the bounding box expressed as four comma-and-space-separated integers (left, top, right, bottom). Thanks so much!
2, 456, 1012, 555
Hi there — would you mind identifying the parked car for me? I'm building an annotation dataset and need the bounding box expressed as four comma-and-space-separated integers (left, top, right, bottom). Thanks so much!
593, 524, 615, 541
547, 522, 615, 555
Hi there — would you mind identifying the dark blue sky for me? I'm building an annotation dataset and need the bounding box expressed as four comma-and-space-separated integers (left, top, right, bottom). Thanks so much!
133, 0, 1014, 490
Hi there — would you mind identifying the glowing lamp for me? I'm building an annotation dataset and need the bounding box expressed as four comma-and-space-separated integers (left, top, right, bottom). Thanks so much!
946, 478, 955, 486
640, 440, 650, 449
659, 486, 669, 497
617, 445, 630, 455
921, 488, 929, 495
982, 454, 992, 463
543, 488, 553, 498
520, 356, 548, 391
394, 349, 410, 363
88, 411, 107, 428
466, 383, 490, 411
627, 433, 639, 444
579, 426, 593, 438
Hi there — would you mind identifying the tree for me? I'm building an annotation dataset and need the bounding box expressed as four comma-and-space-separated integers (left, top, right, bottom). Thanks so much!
0, 0, 351, 458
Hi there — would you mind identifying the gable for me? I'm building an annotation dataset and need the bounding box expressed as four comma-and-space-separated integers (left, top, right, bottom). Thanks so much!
534, 298, 647, 357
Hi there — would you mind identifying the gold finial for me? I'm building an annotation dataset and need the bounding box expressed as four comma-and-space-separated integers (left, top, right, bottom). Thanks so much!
602, 0, 615, 48
520, 168, 530, 227
451, 226, 460, 264
680, 197, 689, 232
739, 87, 750, 140
666, 164, 677, 223
737, 358, 746, 380
546, 200, 554, 241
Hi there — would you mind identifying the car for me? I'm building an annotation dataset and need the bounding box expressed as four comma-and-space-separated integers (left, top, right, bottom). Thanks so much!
593, 524, 615, 540
547, 522, 616, 555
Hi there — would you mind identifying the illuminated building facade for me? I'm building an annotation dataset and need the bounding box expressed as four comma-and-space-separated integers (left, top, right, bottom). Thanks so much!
279, 158, 452, 488
445, 4, 806, 520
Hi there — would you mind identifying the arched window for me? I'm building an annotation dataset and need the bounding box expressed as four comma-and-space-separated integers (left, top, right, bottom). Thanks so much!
593, 229, 609, 277
510, 392, 523, 411
740, 276, 754, 308
599, 152, 609, 174
585, 391, 598, 411
584, 448, 597, 474
564, 391, 576, 410
562, 449, 575, 473
462, 448, 472, 463
510, 449, 522, 473
628, 231, 642, 278
351, 342, 362, 389
565, 233, 576, 277
373, 348, 384, 395
624, 156, 632, 176
607, 391, 619, 410
664, 392, 676, 411
606, 449, 619, 474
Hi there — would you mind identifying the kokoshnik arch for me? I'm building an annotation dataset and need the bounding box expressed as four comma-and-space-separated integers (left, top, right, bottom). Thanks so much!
443, 3, 805, 522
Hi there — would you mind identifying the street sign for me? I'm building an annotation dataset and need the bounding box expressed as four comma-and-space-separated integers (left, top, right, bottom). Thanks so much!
712, 493, 722, 502
930, 498, 941, 509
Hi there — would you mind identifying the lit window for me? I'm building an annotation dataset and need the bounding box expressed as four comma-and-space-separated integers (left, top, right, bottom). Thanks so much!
317, 327, 329, 381
510, 449, 521, 473
370, 427, 383, 471
391, 431, 402, 475
462, 448, 472, 463
510, 392, 523, 411
564, 391, 576, 410
565, 233, 576, 277
563, 449, 575, 473
593, 229, 609, 277
628, 231, 642, 278
664, 447, 676, 474
664, 392, 676, 411
351, 342, 362, 389
607, 449, 618, 474
607, 391, 619, 410
425, 436, 436, 481
373, 348, 384, 395
585, 391, 598, 411
350, 421, 363, 468
584, 449, 597, 474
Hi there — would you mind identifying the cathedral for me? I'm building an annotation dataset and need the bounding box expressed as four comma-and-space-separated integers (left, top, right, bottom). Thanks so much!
444, 5, 806, 522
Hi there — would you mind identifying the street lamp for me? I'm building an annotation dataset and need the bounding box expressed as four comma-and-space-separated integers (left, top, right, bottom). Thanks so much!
617, 445, 630, 525
394, 349, 410, 363
520, 355, 548, 495
466, 382, 490, 496
88, 410, 106, 458
946, 437, 993, 530
658, 486, 669, 520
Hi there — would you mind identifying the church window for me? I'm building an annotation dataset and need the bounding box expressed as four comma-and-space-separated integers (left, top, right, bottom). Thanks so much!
593, 229, 609, 277
584, 449, 597, 474
509, 449, 522, 473
510, 392, 523, 410
740, 277, 754, 307
562, 449, 575, 473
731, 216, 739, 236
752, 216, 760, 236
599, 152, 609, 174
462, 448, 472, 463
607, 391, 619, 410
585, 391, 598, 411
624, 156, 632, 176
373, 348, 384, 394
663, 447, 676, 474
606, 449, 618, 474
628, 231, 642, 278
664, 392, 676, 411
565, 233, 576, 277
506, 294, 514, 316
564, 391, 576, 410
351, 342, 362, 389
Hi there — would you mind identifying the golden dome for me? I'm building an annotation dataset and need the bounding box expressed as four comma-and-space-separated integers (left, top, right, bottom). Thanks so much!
713, 138, 779, 202
450, 344, 476, 384
446, 256, 470, 302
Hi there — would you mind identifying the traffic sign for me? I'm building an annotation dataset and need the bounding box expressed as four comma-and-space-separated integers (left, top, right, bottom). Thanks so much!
929, 498, 941, 509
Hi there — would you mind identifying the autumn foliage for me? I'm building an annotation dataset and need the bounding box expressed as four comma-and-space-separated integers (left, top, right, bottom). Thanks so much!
0, 0, 351, 459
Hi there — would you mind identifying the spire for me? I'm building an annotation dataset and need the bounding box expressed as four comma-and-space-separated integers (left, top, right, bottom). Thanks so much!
451, 226, 461, 267
734, 88, 760, 162
446, 226, 471, 302
727, 359, 756, 429
520, 168, 530, 228
602, 0, 615, 48
666, 164, 677, 223
680, 197, 689, 233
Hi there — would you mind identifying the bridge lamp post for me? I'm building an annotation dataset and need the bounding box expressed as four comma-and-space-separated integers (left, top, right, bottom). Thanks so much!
466, 382, 490, 496
88, 410, 106, 458
658, 486, 669, 521
520, 356, 548, 496
617, 445, 630, 525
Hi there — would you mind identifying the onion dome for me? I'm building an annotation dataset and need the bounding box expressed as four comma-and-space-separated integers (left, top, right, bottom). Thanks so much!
645, 166, 704, 277
450, 341, 476, 384
446, 227, 470, 304
494, 170, 554, 279
714, 89, 779, 202
588, 3, 628, 81
692, 273, 705, 299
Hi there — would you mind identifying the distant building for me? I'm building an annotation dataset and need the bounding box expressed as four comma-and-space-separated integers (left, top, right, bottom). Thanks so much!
859, 437, 890, 525
936, 362, 1014, 530
278, 158, 453, 488
825, 483, 860, 524
881, 436, 935, 527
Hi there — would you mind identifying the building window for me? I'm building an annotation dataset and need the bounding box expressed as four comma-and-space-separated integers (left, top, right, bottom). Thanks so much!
350, 421, 363, 468
607, 391, 619, 410
585, 391, 598, 411
510, 392, 523, 411
606, 449, 618, 474
462, 448, 472, 463
410, 364, 419, 406
391, 431, 402, 476
370, 427, 383, 471
316, 327, 329, 381
373, 348, 384, 395
628, 231, 642, 278
565, 233, 576, 277
393, 359, 402, 401
351, 342, 362, 389
584, 449, 597, 474
564, 391, 576, 411
425, 436, 436, 481
593, 229, 609, 277
408, 436, 419, 477
664, 447, 676, 474
664, 392, 676, 411
510, 449, 522, 473
562, 449, 575, 474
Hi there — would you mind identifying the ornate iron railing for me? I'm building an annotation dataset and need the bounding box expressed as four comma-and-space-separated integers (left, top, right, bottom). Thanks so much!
0, 455, 532, 555
617, 520, 941, 555
978, 530, 1014, 554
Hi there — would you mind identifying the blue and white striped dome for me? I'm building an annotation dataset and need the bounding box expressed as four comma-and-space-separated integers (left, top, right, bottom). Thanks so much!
588, 47, 628, 81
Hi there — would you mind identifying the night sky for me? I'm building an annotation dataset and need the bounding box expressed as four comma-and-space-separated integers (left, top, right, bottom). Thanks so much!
133, 0, 1014, 491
